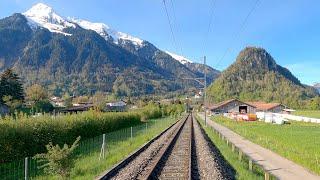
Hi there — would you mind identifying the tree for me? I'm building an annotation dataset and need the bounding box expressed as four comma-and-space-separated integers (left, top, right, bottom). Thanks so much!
34, 137, 81, 179
0, 69, 24, 112
92, 91, 106, 111
26, 84, 48, 103
0, 69, 24, 103
62, 93, 73, 108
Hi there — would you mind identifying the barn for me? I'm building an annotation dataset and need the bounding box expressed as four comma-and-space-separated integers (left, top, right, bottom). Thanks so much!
246, 102, 285, 113
209, 99, 256, 114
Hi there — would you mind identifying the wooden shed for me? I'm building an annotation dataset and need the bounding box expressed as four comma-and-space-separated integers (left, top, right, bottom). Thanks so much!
209, 99, 256, 114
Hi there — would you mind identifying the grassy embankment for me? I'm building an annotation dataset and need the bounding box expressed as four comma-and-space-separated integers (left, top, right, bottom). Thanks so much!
196, 115, 265, 180
211, 116, 320, 175
35, 115, 180, 179
293, 110, 320, 119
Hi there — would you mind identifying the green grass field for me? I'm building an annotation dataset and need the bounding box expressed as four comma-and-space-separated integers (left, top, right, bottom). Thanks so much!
196, 116, 264, 180
34, 115, 179, 179
293, 110, 320, 119
211, 116, 320, 175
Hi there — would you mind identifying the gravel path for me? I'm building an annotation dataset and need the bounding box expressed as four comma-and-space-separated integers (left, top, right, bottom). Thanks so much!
193, 116, 236, 180
109, 117, 185, 180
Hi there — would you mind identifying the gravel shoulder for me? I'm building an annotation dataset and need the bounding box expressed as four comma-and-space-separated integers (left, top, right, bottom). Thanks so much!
193, 115, 236, 180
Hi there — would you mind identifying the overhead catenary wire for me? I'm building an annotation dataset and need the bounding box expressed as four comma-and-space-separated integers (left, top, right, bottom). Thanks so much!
214, 0, 261, 69
202, 0, 217, 53
162, 0, 180, 54
169, 0, 184, 55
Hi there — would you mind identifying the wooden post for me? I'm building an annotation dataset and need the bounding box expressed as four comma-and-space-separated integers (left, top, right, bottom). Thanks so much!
238, 150, 243, 161
265, 171, 270, 180
99, 134, 106, 160
249, 159, 253, 171
232, 144, 235, 152
226, 139, 229, 146
24, 157, 28, 180
130, 126, 133, 140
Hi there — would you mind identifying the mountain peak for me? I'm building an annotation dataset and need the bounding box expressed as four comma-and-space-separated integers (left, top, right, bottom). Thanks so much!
235, 46, 277, 71
69, 18, 144, 47
165, 51, 193, 64
25, 3, 53, 14
22, 3, 75, 35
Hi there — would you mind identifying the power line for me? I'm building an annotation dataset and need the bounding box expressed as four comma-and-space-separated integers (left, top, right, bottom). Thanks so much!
215, 0, 261, 69
162, 0, 179, 54
169, 0, 184, 55
202, 0, 217, 53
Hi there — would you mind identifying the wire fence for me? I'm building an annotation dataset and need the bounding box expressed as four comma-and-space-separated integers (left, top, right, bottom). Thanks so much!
0, 117, 176, 180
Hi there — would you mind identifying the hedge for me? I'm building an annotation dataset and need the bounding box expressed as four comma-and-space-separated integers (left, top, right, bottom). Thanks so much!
0, 103, 184, 162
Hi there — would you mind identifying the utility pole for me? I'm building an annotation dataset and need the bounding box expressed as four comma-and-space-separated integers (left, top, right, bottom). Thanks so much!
204, 56, 207, 126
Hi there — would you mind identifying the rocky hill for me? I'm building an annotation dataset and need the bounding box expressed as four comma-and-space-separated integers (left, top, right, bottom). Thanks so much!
207, 47, 318, 108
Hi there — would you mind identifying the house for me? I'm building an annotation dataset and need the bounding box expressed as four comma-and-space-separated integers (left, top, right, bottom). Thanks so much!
246, 102, 285, 113
208, 99, 256, 114
50, 96, 65, 107
59, 104, 93, 113
105, 100, 127, 112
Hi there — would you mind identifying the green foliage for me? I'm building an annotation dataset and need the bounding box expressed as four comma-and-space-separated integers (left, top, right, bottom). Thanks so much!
306, 97, 320, 110
0, 104, 181, 162
34, 100, 54, 113
34, 136, 81, 179
26, 84, 47, 103
0, 69, 24, 110
207, 47, 318, 109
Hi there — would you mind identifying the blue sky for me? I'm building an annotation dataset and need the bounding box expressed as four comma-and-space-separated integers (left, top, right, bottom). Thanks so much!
0, 0, 319, 85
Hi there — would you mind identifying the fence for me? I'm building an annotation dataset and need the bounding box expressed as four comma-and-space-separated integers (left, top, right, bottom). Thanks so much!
0, 117, 176, 180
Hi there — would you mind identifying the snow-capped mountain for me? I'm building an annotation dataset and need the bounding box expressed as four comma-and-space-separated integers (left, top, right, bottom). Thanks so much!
22, 3, 144, 47
68, 18, 144, 47
165, 51, 193, 65
0, 2, 220, 96
22, 3, 75, 35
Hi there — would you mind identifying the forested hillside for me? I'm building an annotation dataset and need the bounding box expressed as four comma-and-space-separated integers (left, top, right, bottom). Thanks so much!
207, 47, 318, 108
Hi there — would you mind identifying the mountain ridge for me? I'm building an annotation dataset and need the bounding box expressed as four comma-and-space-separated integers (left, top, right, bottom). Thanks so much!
0, 3, 220, 96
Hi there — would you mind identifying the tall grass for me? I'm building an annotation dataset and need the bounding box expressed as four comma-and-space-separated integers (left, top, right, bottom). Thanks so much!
212, 116, 320, 175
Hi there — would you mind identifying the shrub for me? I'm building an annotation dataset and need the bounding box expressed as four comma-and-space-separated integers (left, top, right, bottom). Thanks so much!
34, 136, 81, 179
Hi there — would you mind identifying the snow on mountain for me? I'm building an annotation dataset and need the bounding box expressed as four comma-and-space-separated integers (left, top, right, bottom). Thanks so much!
314, 83, 320, 93
69, 18, 144, 47
22, 3, 75, 36
22, 3, 144, 46
165, 51, 193, 64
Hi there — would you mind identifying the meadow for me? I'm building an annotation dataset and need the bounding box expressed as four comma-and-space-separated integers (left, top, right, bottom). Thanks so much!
293, 110, 320, 119
211, 116, 320, 175
196, 116, 265, 180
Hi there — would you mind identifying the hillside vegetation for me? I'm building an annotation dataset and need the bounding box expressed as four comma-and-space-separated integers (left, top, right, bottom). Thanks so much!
207, 47, 318, 108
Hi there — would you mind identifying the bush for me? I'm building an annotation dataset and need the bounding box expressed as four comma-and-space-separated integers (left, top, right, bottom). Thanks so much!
34, 137, 81, 179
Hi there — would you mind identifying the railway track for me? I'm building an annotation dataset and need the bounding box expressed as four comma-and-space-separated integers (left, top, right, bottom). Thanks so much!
97, 113, 232, 180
